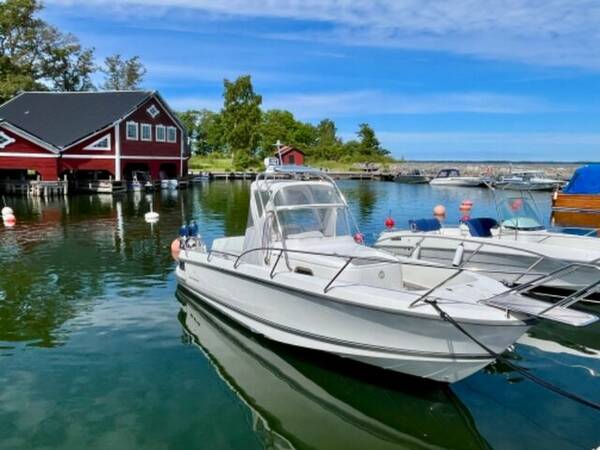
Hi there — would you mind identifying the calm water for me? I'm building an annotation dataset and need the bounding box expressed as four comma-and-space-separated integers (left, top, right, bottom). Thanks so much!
0, 181, 598, 450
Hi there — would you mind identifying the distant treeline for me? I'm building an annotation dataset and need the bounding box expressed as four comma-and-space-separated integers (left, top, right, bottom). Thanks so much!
177, 76, 392, 170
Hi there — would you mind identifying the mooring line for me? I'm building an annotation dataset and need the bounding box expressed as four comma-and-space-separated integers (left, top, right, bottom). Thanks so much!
423, 299, 600, 411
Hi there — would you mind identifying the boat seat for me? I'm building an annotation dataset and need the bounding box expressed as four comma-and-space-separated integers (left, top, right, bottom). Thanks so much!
465, 218, 498, 238
409, 218, 441, 232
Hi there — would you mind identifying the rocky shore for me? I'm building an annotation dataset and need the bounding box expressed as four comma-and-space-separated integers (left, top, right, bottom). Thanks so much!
390, 162, 583, 180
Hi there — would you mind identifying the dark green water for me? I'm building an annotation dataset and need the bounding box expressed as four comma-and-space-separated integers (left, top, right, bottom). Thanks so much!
0, 181, 598, 449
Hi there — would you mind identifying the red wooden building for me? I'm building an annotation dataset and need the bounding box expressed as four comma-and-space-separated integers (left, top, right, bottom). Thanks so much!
0, 91, 188, 182
275, 145, 305, 166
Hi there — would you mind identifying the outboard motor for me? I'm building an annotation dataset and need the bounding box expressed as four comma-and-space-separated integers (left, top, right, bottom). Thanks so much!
187, 221, 199, 237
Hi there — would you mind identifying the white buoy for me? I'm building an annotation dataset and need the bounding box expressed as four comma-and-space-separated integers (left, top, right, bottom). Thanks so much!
144, 202, 159, 223
1, 206, 13, 218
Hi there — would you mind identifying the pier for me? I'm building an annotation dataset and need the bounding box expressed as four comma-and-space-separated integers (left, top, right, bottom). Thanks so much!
0, 179, 69, 197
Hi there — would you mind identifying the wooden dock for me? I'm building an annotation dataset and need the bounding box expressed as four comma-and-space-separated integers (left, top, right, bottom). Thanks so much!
190, 171, 394, 181
0, 180, 69, 197
74, 179, 126, 194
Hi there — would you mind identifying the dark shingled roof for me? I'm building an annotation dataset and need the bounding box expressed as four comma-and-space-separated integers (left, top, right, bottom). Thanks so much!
0, 91, 152, 148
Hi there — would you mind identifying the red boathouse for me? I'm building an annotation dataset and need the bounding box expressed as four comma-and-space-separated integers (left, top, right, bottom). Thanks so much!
0, 91, 188, 182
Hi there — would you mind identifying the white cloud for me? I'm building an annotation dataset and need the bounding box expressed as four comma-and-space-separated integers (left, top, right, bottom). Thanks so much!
264, 90, 558, 119
47, 0, 600, 70
168, 90, 559, 117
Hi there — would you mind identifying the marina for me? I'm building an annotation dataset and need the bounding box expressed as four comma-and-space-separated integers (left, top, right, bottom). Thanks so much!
1, 179, 599, 448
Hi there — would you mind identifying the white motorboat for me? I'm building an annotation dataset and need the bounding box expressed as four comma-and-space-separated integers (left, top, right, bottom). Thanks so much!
174, 166, 596, 383
429, 168, 482, 187
496, 170, 564, 191
375, 194, 600, 296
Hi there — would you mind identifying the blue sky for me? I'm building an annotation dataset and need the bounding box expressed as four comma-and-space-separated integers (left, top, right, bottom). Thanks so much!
43, 0, 600, 161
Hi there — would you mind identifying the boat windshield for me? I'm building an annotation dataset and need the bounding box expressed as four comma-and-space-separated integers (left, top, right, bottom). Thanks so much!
498, 196, 545, 231
273, 184, 351, 239
437, 169, 460, 178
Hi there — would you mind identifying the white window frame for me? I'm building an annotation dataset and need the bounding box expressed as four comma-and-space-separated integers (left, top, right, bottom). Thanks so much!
167, 126, 177, 143
126, 121, 139, 140
84, 133, 111, 151
0, 131, 16, 149
155, 125, 166, 142
147, 104, 160, 118
140, 123, 152, 142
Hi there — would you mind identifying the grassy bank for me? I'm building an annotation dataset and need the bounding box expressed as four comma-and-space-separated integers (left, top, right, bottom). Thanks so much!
188, 155, 396, 172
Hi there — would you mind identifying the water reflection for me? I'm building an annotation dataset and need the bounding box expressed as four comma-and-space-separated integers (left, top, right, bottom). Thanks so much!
0, 181, 598, 449
177, 288, 491, 450
0, 194, 180, 347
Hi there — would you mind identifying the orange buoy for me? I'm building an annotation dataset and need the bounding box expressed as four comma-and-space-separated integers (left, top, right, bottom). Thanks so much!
171, 238, 180, 261
433, 204, 446, 219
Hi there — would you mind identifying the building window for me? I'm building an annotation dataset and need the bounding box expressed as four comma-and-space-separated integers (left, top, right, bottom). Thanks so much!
141, 123, 152, 141
0, 131, 15, 149
167, 126, 177, 143
156, 125, 166, 142
84, 133, 111, 151
126, 121, 138, 140
147, 104, 160, 118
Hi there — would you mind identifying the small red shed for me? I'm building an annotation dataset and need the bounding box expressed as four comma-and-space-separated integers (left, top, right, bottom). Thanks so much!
275, 145, 305, 166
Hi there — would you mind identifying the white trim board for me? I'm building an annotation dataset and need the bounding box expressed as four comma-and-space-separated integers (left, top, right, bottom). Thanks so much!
0, 122, 60, 153
61, 154, 115, 160
0, 152, 59, 158
84, 133, 112, 151
121, 155, 187, 160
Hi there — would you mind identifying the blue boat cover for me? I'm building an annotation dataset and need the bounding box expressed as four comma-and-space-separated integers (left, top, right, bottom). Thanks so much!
409, 218, 441, 232
563, 164, 600, 194
465, 217, 498, 237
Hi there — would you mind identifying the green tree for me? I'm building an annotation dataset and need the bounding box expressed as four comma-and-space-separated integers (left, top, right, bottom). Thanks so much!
221, 75, 262, 169
42, 31, 95, 91
197, 110, 227, 155
356, 123, 389, 159
0, 0, 96, 102
312, 118, 343, 159
100, 54, 146, 90
259, 109, 318, 158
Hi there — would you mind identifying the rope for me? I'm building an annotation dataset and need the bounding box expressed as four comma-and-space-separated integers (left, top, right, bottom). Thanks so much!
424, 299, 600, 411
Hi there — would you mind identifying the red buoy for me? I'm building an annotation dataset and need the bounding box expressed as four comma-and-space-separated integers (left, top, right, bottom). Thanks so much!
3, 213, 16, 227
384, 217, 395, 230
171, 238, 180, 261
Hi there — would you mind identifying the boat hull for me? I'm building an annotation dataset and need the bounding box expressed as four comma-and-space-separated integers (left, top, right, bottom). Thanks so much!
496, 182, 558, 191
176, 256, 530, 383
553, 193, 600, 213
395, 175, 429, 184
430, 177, 482, 187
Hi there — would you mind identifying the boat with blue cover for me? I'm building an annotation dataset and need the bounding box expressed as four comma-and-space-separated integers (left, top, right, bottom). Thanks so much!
376, 193, 600, 297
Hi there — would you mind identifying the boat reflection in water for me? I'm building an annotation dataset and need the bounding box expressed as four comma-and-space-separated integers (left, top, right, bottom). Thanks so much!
176, 288, 491, 450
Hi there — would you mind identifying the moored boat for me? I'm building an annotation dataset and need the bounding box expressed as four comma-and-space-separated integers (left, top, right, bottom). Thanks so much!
375, 194, 600, 296
395, 169, 429, 184
496, 170, 564, 191
553, 164, 600, 213
429, 168, 482, 187
174, 165, 596, 383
